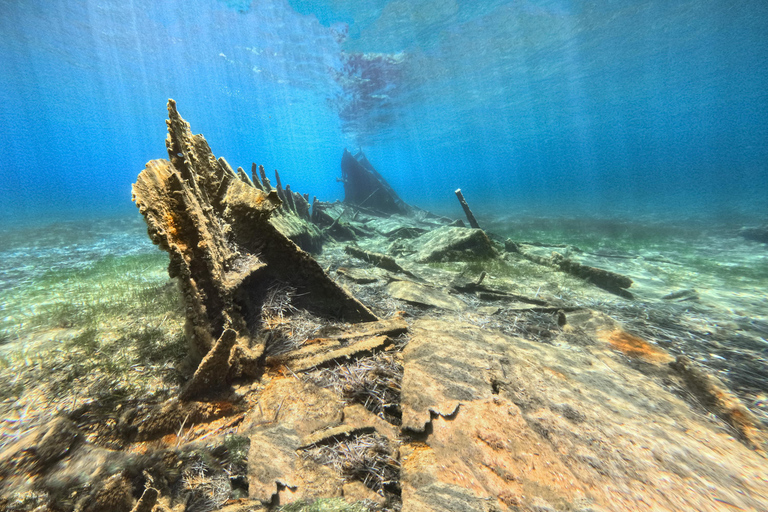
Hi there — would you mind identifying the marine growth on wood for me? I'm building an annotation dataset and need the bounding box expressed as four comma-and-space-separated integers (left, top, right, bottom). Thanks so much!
132, 99, 377, 397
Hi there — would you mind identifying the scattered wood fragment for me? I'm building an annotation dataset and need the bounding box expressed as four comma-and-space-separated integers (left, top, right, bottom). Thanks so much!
512, 244, 634, 299
450, 276, 548, 305
344, 245, 417, 278
661, 289, 699, 301
551, 252, 633, 298
130, 487, 159, 512
266, 316, 407, 372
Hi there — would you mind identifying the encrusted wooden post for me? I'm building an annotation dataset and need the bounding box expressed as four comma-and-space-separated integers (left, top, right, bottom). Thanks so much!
454, 188, 481, 229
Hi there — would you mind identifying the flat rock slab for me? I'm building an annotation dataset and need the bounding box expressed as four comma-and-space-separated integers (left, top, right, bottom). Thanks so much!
245, 377, 401, 507
386, 280, 467, 311
246, 378, 345, 505
399, 318, 768, 512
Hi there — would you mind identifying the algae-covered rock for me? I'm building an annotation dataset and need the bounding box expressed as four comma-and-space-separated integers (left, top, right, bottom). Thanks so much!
412, 226, 498, 263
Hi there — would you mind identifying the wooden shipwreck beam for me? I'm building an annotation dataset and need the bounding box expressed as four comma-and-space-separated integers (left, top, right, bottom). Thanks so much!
132, 99, 377, 396
340, 149, 409, 215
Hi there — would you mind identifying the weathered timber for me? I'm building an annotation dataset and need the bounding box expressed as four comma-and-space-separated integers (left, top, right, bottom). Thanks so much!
550, 252, 633, 298
274, 169, 288, 206
515, 245, 634, 299
292, 189, 311, 221
132, 100, 376, 393
284, 184, 297, 213
450, 276, 548, 305
344, 245, 413, 276
454, 188, 481, 229
236, 165, 255, 188
250, 163, 264, 190
340, 149, 409, 215
259, 164, 272, 190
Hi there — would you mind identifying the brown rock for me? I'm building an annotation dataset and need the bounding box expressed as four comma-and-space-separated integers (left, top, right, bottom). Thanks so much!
399, 317, 768, 511
246, 379, 345, 504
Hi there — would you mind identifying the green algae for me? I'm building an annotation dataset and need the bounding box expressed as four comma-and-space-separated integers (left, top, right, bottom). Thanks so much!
0, 219, 189, 448
280, 498, 371, 512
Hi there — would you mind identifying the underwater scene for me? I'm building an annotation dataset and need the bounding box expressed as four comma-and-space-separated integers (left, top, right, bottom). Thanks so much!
1, 1, 768, 511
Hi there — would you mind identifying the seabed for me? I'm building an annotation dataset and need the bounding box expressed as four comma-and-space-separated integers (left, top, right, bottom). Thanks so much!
1, 208, 767, 511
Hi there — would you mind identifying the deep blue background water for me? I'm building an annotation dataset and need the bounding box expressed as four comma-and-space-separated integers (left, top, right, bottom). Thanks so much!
1, 0, 767, 226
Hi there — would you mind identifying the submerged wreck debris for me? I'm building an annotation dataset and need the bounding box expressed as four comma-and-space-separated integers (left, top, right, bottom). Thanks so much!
510, 241, 634, 298
661, 288, 699, 301
16, 108, 768, 512
344, 245, 416, 277
550, 251, 634, 298
454, 188, 481, 229
340, 149, 409, 214
671, 355, 767, 452
6, 103, 768, 512
132, 99, 376, 394
265, 315, 407, 373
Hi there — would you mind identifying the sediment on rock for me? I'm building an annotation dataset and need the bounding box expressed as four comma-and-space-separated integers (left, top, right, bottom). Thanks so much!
411, 226, 498, 263
397, 317, 768, 512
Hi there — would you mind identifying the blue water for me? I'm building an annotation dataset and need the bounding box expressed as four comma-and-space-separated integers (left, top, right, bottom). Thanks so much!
1, 0, 767, 225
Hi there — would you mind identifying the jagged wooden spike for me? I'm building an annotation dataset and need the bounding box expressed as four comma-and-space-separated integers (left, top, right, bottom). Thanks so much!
251, 163, 265, 190
293, 191, 311, 221
259, 165, 272, 190
132, 99, 377, 396
237, 165, 256, 188
274, 169, 288, 207
284, 184, 297, 213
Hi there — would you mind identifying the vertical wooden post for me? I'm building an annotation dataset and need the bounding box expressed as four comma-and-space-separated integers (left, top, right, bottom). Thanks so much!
455, 188, 481, 229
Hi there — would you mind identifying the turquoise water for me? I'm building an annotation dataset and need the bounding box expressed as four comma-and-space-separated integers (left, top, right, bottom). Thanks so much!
1, 3, 768, 502
1, 0, 767, 222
